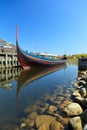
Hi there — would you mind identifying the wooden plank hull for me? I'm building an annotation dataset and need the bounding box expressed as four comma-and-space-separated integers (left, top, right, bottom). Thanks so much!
16, 26, 66, 69
17, 45, 66, 69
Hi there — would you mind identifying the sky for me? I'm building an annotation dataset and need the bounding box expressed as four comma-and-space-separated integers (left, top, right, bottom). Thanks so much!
0, 0, 87, 55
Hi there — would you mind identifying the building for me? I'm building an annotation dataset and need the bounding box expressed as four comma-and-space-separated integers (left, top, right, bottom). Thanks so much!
0, 39, 20, 68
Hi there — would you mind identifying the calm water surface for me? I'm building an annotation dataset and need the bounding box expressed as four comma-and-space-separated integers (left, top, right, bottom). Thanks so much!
0, 61, 78, 129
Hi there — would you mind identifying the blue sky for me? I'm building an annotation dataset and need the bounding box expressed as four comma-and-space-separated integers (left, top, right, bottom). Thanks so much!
0, 0, 87, 55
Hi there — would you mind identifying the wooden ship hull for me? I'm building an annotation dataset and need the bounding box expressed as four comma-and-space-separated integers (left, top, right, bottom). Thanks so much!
16, 26, 66, 69
17, 45, 66, 69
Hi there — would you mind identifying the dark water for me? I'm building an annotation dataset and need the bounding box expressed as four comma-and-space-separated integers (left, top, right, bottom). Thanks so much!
0, 61, 78, 129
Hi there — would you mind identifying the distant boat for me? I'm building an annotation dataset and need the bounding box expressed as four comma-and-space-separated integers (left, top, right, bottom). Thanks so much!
16, 26, 66, 69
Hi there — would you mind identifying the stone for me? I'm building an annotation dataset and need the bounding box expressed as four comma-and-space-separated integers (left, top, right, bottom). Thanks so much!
40, 103, 49, 109
70, 116, 82, 130
81, 109, 87, 123
48, 105, 57, 112
24, 106, 32, 113
24, 118, 31, 124
20, 123, 26, 128
74, 89, 80, 93
72, 92, 81, 98
61, 117, 70, 125
82, 98, 87, 108
38, 107, 47, 114
35, 115, 56, 128
56, 96, 64, 101
27, 120, 34, 128
51, 113, 61, 119
83, 124, 87, 130
74, 97, 84, 104
64, 103, 83, 116
24, 105, 40, 113
66, 93, 71, 98
49, 96, 56, 101
78, 77, 81, 81
80, 87, 87, 97
77, 86, 83, 89
82, 71, 87, 75
44, 103, 49, 108
78, 80, 86, 86
19, 118, 26, 123
50, 121, 64, 130
27, 112, 38, 120
81, 75, 86, 80
38, 123, 49, 130
74, 82, 79, 87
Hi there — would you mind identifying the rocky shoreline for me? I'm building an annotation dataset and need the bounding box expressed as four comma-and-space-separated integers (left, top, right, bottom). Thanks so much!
2, 69, 87, 130
69, 70, 87, 130
17, 70, 87, 130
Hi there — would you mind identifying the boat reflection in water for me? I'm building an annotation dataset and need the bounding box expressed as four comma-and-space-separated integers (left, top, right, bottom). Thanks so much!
0, 68, 22, 90
16, 64, 66, 111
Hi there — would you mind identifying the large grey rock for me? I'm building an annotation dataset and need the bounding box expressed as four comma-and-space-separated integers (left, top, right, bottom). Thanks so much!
64, 103, 83, 116
70, 116, 82, 130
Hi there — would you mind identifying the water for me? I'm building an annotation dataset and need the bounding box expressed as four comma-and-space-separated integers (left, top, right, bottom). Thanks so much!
0, 61, 78, 129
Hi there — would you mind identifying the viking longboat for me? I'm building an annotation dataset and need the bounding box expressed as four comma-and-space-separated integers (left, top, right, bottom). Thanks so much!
16, 26, 66, 69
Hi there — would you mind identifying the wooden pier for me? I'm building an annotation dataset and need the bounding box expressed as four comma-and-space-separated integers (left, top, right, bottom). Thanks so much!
78, 58, 87, 70
0, 39, 20, 68
0, 52, 20, 68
